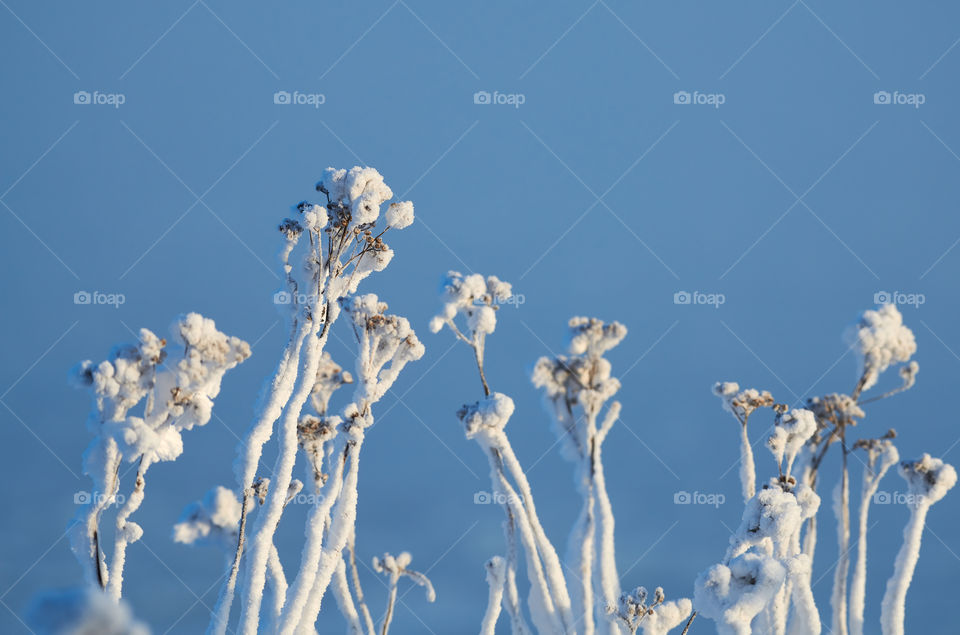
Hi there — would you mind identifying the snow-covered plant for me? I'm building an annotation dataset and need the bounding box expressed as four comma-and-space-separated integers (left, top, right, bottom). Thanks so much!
371, 552, 436, 635
433, 275, 691, 635
879, 454, 956, 635
49, 167, 956, 635
701, 303, 951, 635
56, 167, 435, 635
68, 314, 250, 600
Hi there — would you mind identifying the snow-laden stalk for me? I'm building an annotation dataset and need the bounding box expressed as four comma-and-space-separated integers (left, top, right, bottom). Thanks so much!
285, 431, 362, 633
566, 461, 596, 635
880, 454, 956, 635
831, 444, 851, 635
593, 403, 620, 631
275, 434, 350, 632
496, 436, 574, 628
481, 557, 507, 635
370, 552, 435, 635
486, 445, 562, 633
331, 555, 365, 635
346, 532, 377, 635
239, 313, 326, 634
502, 512, 531, 635
849, 439, 898, 635
106, 456, 148, 600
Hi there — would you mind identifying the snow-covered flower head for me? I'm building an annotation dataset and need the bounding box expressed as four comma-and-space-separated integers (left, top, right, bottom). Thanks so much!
298, 413, 341, 486
898, 454, 957, 507
385, 200, 415, 229
344, 294, 425, 405
806, 393, 865, 432
27, 588, 148, 635
532, 317, 625, 460
320, 166, 395, 226
567, 316, 627, 358
372, 551, 436, 603
694, 548, 786, 635
608, 585, 692, 635
457, 393, 515, 442
429, 271, 513, 338
766, 408, 816, 475
70, 328, 167, 426
732, 486, 804, 557
847, 304, 917, 393
173, 486, 242, 549
166, 313, 251, 431
713, 382, 774, 421
310, 352, 353, 416
71, 315, 250, 466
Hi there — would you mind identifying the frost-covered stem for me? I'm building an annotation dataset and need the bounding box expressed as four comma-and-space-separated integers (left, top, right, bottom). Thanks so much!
239, 315, 325, 635
331, 556, 364, 635
503, 511, 531, 635
495, 434, 574, 631
276, 438, 349, 633
737, 416, 755, 503
481, 558, 507, 635
234, 315, 303, 490
474, 337, 491, 397
593, 407, 621, 631
266, 543, 288, 632
106, 456, 149, 600
347, 533, 376, 635
831, 439, 851, 635
379, 567, 400, 635
487, 446, 561, 633
680, 611, 697, 635
566, 462, 595, 635
208, 488, 253, 635
880, 502, 929, 635
294, 432, 364, 632
73, 438, 122, 589
850, 460, 887, 635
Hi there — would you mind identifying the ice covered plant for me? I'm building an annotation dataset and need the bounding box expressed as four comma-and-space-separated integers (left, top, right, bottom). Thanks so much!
848, 434, 898, 635
433, 274, 690, 634
532, 317, 627, 631
56, 167, 436, 635
879, 454, 956, 635
68, 314, 250, 599
702, 304, 950, 635
371, 552, 436, 635
201, 167, 420, 635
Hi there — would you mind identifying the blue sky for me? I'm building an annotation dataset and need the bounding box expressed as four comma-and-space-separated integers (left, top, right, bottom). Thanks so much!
2, 1, 960, 632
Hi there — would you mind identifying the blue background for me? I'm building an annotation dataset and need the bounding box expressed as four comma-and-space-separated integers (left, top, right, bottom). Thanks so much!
2, 1, 959, 632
